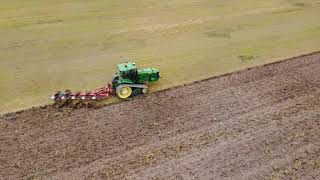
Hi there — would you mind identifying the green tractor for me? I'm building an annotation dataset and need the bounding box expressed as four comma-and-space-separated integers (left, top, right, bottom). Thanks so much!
112, 62, 160, 99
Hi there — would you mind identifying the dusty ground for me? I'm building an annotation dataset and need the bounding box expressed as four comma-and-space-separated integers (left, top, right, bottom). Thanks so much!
1, 52, 320, 179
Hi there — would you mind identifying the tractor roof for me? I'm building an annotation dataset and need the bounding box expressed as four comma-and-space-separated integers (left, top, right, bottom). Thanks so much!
117, 62, 137, 72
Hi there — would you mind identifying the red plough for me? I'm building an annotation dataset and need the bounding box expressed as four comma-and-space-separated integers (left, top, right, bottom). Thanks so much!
52, 83, 114, 102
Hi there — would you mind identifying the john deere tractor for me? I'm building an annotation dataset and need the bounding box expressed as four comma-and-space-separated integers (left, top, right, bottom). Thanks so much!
112, 62, 160, 99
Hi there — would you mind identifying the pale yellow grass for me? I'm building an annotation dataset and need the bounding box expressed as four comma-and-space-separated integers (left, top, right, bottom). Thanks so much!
0, 0, 320, 114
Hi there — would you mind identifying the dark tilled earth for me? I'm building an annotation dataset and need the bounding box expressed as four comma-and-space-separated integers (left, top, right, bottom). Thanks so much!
1, 53, 320, 180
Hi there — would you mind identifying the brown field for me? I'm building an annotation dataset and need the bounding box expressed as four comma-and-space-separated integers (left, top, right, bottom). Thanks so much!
0, 52, 319, 179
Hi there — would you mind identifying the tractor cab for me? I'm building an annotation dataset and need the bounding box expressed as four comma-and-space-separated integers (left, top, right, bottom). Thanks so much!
117, 62, 138, 79
112, 62, 137, 88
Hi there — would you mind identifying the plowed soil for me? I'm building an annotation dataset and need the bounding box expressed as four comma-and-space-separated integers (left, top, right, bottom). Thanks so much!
1, 53, 320, 180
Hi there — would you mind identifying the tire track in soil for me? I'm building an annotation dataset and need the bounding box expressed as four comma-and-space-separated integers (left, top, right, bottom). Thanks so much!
0, 52, 319, 179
